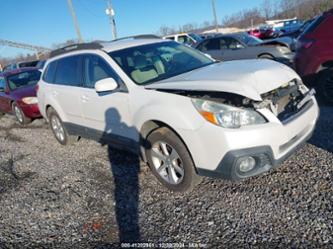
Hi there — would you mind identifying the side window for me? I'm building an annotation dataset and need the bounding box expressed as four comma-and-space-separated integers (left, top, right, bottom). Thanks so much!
204, 38, 220, 51
165, 36, 175, 41
83, 54, 119, 88
0, 77, 5, 90
43, 61, 57, 83
225, 38, 245, 49
54, 55, 82, 86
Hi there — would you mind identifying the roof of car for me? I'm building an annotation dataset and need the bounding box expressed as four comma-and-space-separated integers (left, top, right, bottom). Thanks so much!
101, 38, 166, 53
49, 35, 167, 58
0, 67, 38, 78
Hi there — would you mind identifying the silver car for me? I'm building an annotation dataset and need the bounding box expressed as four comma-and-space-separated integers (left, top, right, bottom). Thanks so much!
195, 32, 294, 66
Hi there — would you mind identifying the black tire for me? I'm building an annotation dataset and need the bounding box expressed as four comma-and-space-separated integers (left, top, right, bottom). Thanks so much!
47, 107, 77, 145
318, 68, 333, 105
145, 127, 202, 192
258, 54, 274, 60
12, 102, 31, 125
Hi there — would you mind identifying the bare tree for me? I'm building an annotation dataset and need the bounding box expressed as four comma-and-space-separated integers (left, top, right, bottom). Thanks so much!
262, 0, 273, 19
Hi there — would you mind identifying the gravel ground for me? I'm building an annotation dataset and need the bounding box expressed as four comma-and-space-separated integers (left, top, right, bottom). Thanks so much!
0, 106, 332, 248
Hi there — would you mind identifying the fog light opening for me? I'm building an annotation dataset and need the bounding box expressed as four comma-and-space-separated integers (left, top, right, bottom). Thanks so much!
238, 156, 256, 173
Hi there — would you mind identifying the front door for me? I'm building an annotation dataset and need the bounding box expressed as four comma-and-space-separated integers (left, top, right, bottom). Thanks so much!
79, 54, 135, 143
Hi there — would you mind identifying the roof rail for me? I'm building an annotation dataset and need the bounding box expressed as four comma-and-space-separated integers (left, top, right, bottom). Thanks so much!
112, 34, 161, 42
49, 42, 103, 58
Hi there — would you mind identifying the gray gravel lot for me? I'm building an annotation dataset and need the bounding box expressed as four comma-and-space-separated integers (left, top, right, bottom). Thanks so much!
0, 106, 332, 248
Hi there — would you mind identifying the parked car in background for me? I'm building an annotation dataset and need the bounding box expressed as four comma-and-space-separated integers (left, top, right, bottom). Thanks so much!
248, 26, 274, 40
273, 19, 304, 37
199, 32, 221, 39
195, 32, 294, 66
36, 60, 46, 71
277, 19, 314, 39
38, 37, 318, 192
3, 60, 39, 72
294, 9, 333, 104
163, 33, 203, 47
0, 68, 41, 124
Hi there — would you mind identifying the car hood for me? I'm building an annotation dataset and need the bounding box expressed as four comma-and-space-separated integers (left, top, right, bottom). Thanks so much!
145, 59, 298, 101
11, 85, 37, 99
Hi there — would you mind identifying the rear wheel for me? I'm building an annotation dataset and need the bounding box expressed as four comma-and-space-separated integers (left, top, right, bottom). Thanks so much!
12, 102, 31, 125
319, 68, 333, 105
47, 107, 77, 145
145, 127, 202, 192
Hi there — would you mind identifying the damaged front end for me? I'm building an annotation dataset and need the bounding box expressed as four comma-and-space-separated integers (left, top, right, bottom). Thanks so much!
154, 79, 315, 127
253, 79, 316, 124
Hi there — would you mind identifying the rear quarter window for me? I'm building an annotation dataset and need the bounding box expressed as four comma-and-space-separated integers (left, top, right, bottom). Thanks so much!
43, 61, 57, 83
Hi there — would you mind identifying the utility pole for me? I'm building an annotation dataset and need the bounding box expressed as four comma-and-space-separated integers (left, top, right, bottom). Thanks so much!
106, 0, 117, 40
67, 0, 83, 43
211, 0, 219, 32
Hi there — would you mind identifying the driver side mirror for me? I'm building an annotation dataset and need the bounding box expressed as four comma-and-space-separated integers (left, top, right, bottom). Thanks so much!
95, 78, 118, 93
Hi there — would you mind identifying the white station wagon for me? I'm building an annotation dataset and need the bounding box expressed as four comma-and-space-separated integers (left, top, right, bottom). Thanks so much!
37, 36, 319, 192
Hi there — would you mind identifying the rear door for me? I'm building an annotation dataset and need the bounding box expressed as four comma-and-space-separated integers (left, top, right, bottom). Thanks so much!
79, 53, 134, 141
51, 55, 84, 124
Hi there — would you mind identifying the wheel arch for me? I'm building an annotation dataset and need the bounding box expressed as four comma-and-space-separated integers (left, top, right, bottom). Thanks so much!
257, 53, 275, 59
139, 120, 197, 173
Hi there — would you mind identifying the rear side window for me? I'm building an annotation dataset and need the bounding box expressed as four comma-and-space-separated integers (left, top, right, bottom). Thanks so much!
54, 55, 82, 86
199, 38, 220, 52
83, 55, 120, 88
43, 61, 57, 83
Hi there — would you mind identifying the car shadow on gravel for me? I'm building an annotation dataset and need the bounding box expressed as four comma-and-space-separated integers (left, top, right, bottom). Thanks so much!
101, 108, 142, 243
308, 105, 333, 153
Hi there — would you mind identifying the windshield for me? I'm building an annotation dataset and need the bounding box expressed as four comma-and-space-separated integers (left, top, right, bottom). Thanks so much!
238, 34, 262, 46
7, 70, 41, 90
109, 41, 214, 85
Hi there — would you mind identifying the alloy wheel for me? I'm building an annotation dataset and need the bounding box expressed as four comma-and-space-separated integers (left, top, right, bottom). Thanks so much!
50, 115, 65, 142
14, 105, 23, 123
151, 141, 184, 185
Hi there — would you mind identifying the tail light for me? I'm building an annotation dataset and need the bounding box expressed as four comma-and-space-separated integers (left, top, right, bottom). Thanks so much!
35, 84, 39, 93
296, 38, 314, 50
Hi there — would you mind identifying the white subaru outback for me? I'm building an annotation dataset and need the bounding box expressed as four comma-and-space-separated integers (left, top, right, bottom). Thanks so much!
37, 36, 319, 192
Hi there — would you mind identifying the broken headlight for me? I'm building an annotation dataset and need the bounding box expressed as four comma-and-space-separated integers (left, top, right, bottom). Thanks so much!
192, 99, 266, 128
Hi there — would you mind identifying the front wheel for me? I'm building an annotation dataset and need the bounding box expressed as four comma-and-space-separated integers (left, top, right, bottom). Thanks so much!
12, 102, 31, 125
47, 107, 77, 145
145, 127, 202, 192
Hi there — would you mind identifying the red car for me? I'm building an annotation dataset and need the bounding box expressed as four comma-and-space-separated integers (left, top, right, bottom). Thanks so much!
0, 68, 42, 124
294, 9, 333, 104
248, 27, 274, 40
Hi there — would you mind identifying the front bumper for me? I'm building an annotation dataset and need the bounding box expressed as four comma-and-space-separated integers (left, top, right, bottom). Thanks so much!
181, 97, 319, 180
196, 129, 314, 180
